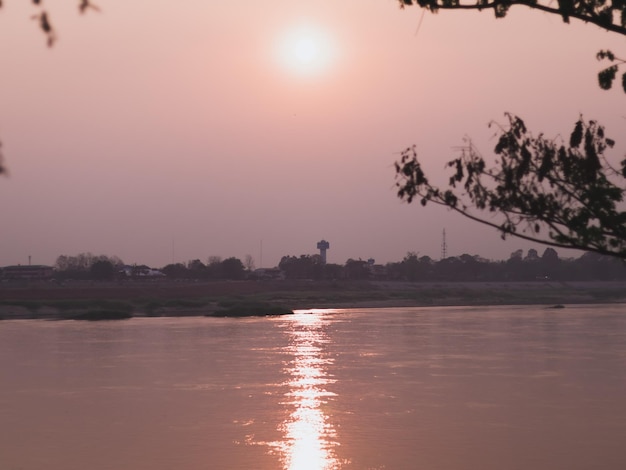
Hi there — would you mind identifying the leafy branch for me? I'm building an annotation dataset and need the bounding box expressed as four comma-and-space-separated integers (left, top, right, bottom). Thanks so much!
395, 114, 626, 259
398, 0, 626, 36
399, 0, 626, 93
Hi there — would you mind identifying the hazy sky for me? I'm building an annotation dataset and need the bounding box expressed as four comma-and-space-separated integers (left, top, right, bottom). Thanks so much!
0, 1, 624, 268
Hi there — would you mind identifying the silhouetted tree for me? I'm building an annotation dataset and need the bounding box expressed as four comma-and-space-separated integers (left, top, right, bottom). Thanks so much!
396, 2, 626, 260
162, 263, 188, 279
525, 249, 539, 262
541, 248, 559, 263
398, 252, 436, 281
279, 255, 317, 279
221, 257, 245, 280
278, 254, 342, 280
243, 254, 255, 271
401, 252, 420, 281
323, 263, 344, 280
55, 252, 124, 279
206, 256, 223, 279
344, 259, 370, 280
90, 260, 116, 280
573, 251, 626, 280
396, 116, 626, 259
536, 248, 561, 279
186, 259, 207, 279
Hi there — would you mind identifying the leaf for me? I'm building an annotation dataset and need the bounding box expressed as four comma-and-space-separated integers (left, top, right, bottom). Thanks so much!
538, 147, 554, 181
557, 0, 573, 23
597, 50, 616, 61
598, 65, 618, 90
494, 2, 511, 18
512, 116, 526, 138
443, 190, 458, 207
570, 120, 583, 147
597, 7, 613, 27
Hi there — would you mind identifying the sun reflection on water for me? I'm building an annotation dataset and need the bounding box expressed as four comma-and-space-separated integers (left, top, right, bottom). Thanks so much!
276, 312, 343, 470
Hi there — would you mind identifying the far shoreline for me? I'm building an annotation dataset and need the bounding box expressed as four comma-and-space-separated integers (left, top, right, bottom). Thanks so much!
1, 279, 625, 320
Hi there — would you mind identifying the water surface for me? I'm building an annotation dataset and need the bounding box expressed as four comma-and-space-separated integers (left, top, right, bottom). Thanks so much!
1, 304, 625, 469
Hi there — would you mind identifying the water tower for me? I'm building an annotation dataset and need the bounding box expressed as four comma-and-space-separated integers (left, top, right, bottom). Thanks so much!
317, 239, 330, 264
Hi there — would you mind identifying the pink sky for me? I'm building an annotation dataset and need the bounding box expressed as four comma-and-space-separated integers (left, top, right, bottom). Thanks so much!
0, 1, 624, 268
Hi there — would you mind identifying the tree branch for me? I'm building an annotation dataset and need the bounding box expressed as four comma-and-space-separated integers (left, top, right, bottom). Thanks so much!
400, 0, 626, 36
394, 115, 626, 259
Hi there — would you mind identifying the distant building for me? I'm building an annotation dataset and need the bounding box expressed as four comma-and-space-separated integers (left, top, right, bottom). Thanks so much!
1, 265, 54, 281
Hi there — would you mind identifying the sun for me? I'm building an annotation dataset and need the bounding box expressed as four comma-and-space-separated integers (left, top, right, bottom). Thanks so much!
292, 36, 319, 66
275, 25, 337, 78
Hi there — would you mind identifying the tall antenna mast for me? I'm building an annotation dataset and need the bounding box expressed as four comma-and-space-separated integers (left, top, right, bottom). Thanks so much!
441, 229, 447, 260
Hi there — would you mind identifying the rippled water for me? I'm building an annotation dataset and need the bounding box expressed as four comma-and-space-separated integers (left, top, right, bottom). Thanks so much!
1, 304, 626, 469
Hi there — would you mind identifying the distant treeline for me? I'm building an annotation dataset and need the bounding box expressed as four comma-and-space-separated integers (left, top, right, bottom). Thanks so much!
51, 254, 248, 281
278, 249, 626, 282
20, 248, 626, 282
384, 249, 626, 282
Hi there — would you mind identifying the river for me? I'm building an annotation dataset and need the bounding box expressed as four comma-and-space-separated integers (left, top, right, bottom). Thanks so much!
1, 304, 625, 469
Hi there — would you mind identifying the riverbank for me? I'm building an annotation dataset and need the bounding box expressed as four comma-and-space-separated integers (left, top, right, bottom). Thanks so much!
1, 280, 625, 319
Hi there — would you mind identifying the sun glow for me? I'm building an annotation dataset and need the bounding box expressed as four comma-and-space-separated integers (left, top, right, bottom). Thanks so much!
275, 25, 337, 77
